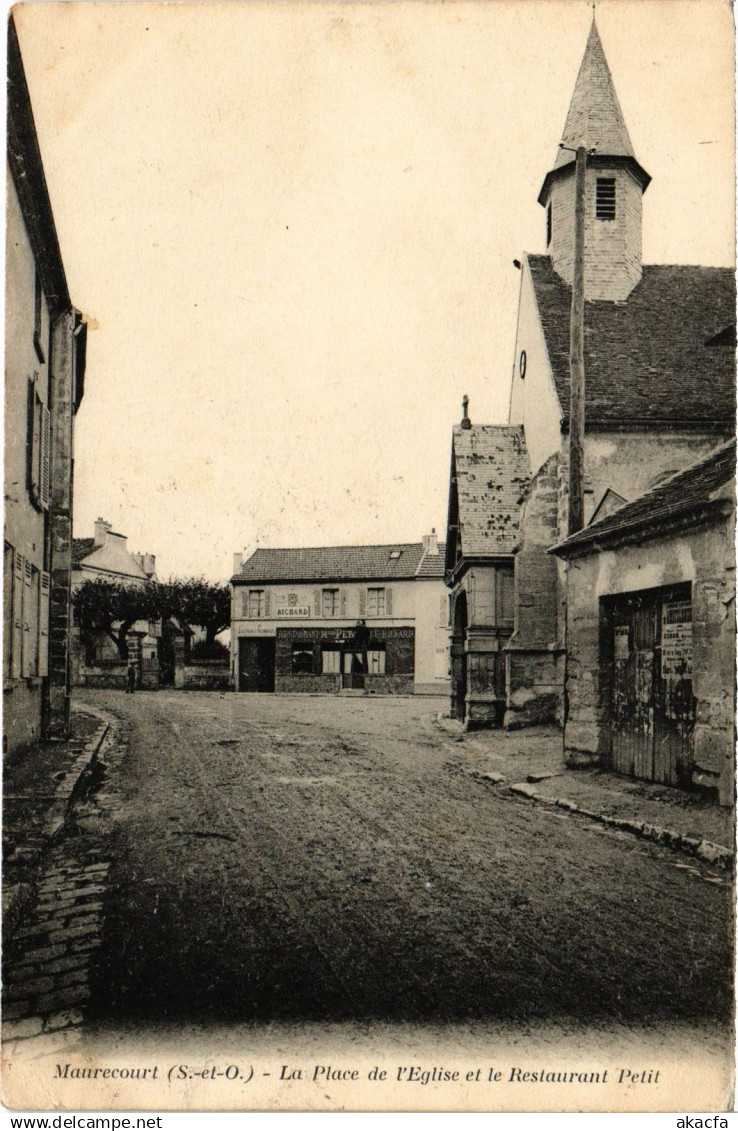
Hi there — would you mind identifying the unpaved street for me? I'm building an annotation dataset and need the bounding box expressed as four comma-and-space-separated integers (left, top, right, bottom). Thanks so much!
74, 691, 731, 1027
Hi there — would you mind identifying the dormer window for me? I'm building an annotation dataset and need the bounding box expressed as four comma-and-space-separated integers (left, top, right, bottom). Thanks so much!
389, 550, 402, 560
596, 178, 616, 220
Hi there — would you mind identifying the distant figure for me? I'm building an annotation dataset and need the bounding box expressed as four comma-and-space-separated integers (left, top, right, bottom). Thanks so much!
126, 663, 136, 694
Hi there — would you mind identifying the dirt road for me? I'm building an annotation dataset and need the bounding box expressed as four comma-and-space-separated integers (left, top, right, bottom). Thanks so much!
74, 691, 731, 1027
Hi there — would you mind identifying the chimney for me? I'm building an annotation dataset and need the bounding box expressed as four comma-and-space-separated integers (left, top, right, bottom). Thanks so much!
143, 553, 156, 578
94, 517, 112, 546
422, 529, 439, 556
233, 552, 243, 575
461, 395, 472, 430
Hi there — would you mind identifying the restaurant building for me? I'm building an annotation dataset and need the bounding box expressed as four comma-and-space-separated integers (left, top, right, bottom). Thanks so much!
230, 534, 449, 696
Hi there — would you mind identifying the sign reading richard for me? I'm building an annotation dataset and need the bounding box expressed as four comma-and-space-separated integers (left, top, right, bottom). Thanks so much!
276, 606, 310, 618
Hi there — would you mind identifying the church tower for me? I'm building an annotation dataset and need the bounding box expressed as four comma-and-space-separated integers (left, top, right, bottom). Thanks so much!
538, 21, 650, 302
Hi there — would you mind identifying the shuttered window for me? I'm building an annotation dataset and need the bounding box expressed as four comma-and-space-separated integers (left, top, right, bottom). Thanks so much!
596, 178, 616, 220
12, 551, 23, 678
246, 590, 265, 618
322, 589, 339, 617
367, 588, 385, 616
39, 571, 50, 677
4, 544, 14, 679
27, 379, 50, 511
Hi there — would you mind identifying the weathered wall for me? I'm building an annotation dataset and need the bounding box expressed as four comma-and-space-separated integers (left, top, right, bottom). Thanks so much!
413, 577, 450, 695
508, 259, 563, 475
47, 310, 77, 739
547, 165, 643, 301
563, 515, 735, 802
502, 456, 563, 728
4, 171, 49, 757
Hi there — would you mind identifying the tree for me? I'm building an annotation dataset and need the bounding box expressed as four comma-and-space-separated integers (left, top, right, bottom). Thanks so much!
72, 578, 160, 661
159, 577, 231, 646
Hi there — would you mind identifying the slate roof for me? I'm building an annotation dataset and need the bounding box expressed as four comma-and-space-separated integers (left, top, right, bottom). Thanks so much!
450, 425, 529, 558
71, 538, 95, 567
553, 22, 635, 169
552, 439, 735, 557
233, 543, 446, 584
528, 255, 736, 428
415, 545, 447, 579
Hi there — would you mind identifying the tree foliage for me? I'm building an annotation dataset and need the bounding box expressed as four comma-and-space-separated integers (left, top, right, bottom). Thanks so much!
159, 577, 231, 644
72, 576, 231, 661
72, 579, 160, 660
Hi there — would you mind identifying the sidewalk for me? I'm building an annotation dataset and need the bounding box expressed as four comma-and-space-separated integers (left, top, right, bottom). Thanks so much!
436, 716, 735, 869
2, 707, 111, 945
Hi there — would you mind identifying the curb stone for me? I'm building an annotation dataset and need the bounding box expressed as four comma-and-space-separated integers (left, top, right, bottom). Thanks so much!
471, 772, 734, 872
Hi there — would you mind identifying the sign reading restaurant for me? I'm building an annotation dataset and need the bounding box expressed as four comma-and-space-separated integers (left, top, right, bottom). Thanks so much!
276, 606, 310, 618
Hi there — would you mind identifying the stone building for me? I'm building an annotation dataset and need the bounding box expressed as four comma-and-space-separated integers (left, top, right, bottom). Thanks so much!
4, 18, 87, 757
231, 534, 449, 696
444, 21, 735, 741
71, 518, 159, 689
551, 441, 735, 804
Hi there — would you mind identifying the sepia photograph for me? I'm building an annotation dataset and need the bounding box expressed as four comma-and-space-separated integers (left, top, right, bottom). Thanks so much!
2, 0, 736, 1115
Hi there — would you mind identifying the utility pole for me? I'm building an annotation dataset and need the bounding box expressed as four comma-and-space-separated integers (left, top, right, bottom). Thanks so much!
567, 144, 587, 537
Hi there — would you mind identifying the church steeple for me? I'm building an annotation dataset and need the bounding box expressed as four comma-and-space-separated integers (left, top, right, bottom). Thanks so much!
538, 21, 651, 302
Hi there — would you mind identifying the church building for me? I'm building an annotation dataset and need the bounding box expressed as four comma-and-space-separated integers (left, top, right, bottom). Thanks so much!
445, 21, 735, 782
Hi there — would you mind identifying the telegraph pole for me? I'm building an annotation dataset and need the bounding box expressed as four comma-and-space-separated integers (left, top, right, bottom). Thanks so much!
567, 144, 587, 536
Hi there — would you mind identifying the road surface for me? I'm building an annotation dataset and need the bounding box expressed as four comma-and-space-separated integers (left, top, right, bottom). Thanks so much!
69, 691, 731, 1028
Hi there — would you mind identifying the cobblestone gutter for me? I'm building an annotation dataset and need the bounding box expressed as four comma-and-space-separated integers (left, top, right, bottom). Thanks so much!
2, 711, 116, 1045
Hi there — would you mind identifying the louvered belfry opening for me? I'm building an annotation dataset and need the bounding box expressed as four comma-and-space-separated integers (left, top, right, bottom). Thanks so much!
595, 177, 616, 220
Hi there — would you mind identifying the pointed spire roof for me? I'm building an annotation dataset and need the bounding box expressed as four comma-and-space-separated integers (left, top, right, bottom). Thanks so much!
553, 21, 634, 166
538, 21, 650, 204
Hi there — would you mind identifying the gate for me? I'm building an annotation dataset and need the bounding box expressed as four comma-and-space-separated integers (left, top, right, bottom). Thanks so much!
604, 584, 694, 786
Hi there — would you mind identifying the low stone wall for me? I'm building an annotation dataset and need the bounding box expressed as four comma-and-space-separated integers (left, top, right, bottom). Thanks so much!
276, 674, 342, 694
179, 662, 230, 691
363, 675, 413, 695
75, 665, 128, 690
274, 673, 415, 695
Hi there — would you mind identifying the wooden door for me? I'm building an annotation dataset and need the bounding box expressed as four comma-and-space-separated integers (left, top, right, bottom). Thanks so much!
606, 585, 693, 786
239, 638, 275, 692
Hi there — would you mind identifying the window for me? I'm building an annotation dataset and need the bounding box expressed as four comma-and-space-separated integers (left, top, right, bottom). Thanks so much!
389, 550, 402, 561
596, 178, 616, 221
20, 559, 39, 678
546, 203, 552, 246
367, 587, 386, 616
367, 648, 386, 675
321, 648, 341, 674
322, 588, 340, 617
27, 379, 50, 511
291, 644, 314, 674
246, 589, 265, 618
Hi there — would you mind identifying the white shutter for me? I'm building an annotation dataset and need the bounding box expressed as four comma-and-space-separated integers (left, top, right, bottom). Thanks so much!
12, 552, 23, 678
38, 571, 50, 677
359, 589, 366, 617
22, 558, 32, 676
385, 588, 393, 616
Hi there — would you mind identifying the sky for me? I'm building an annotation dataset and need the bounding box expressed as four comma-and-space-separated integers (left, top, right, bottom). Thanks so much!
12, 0, 736, 581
